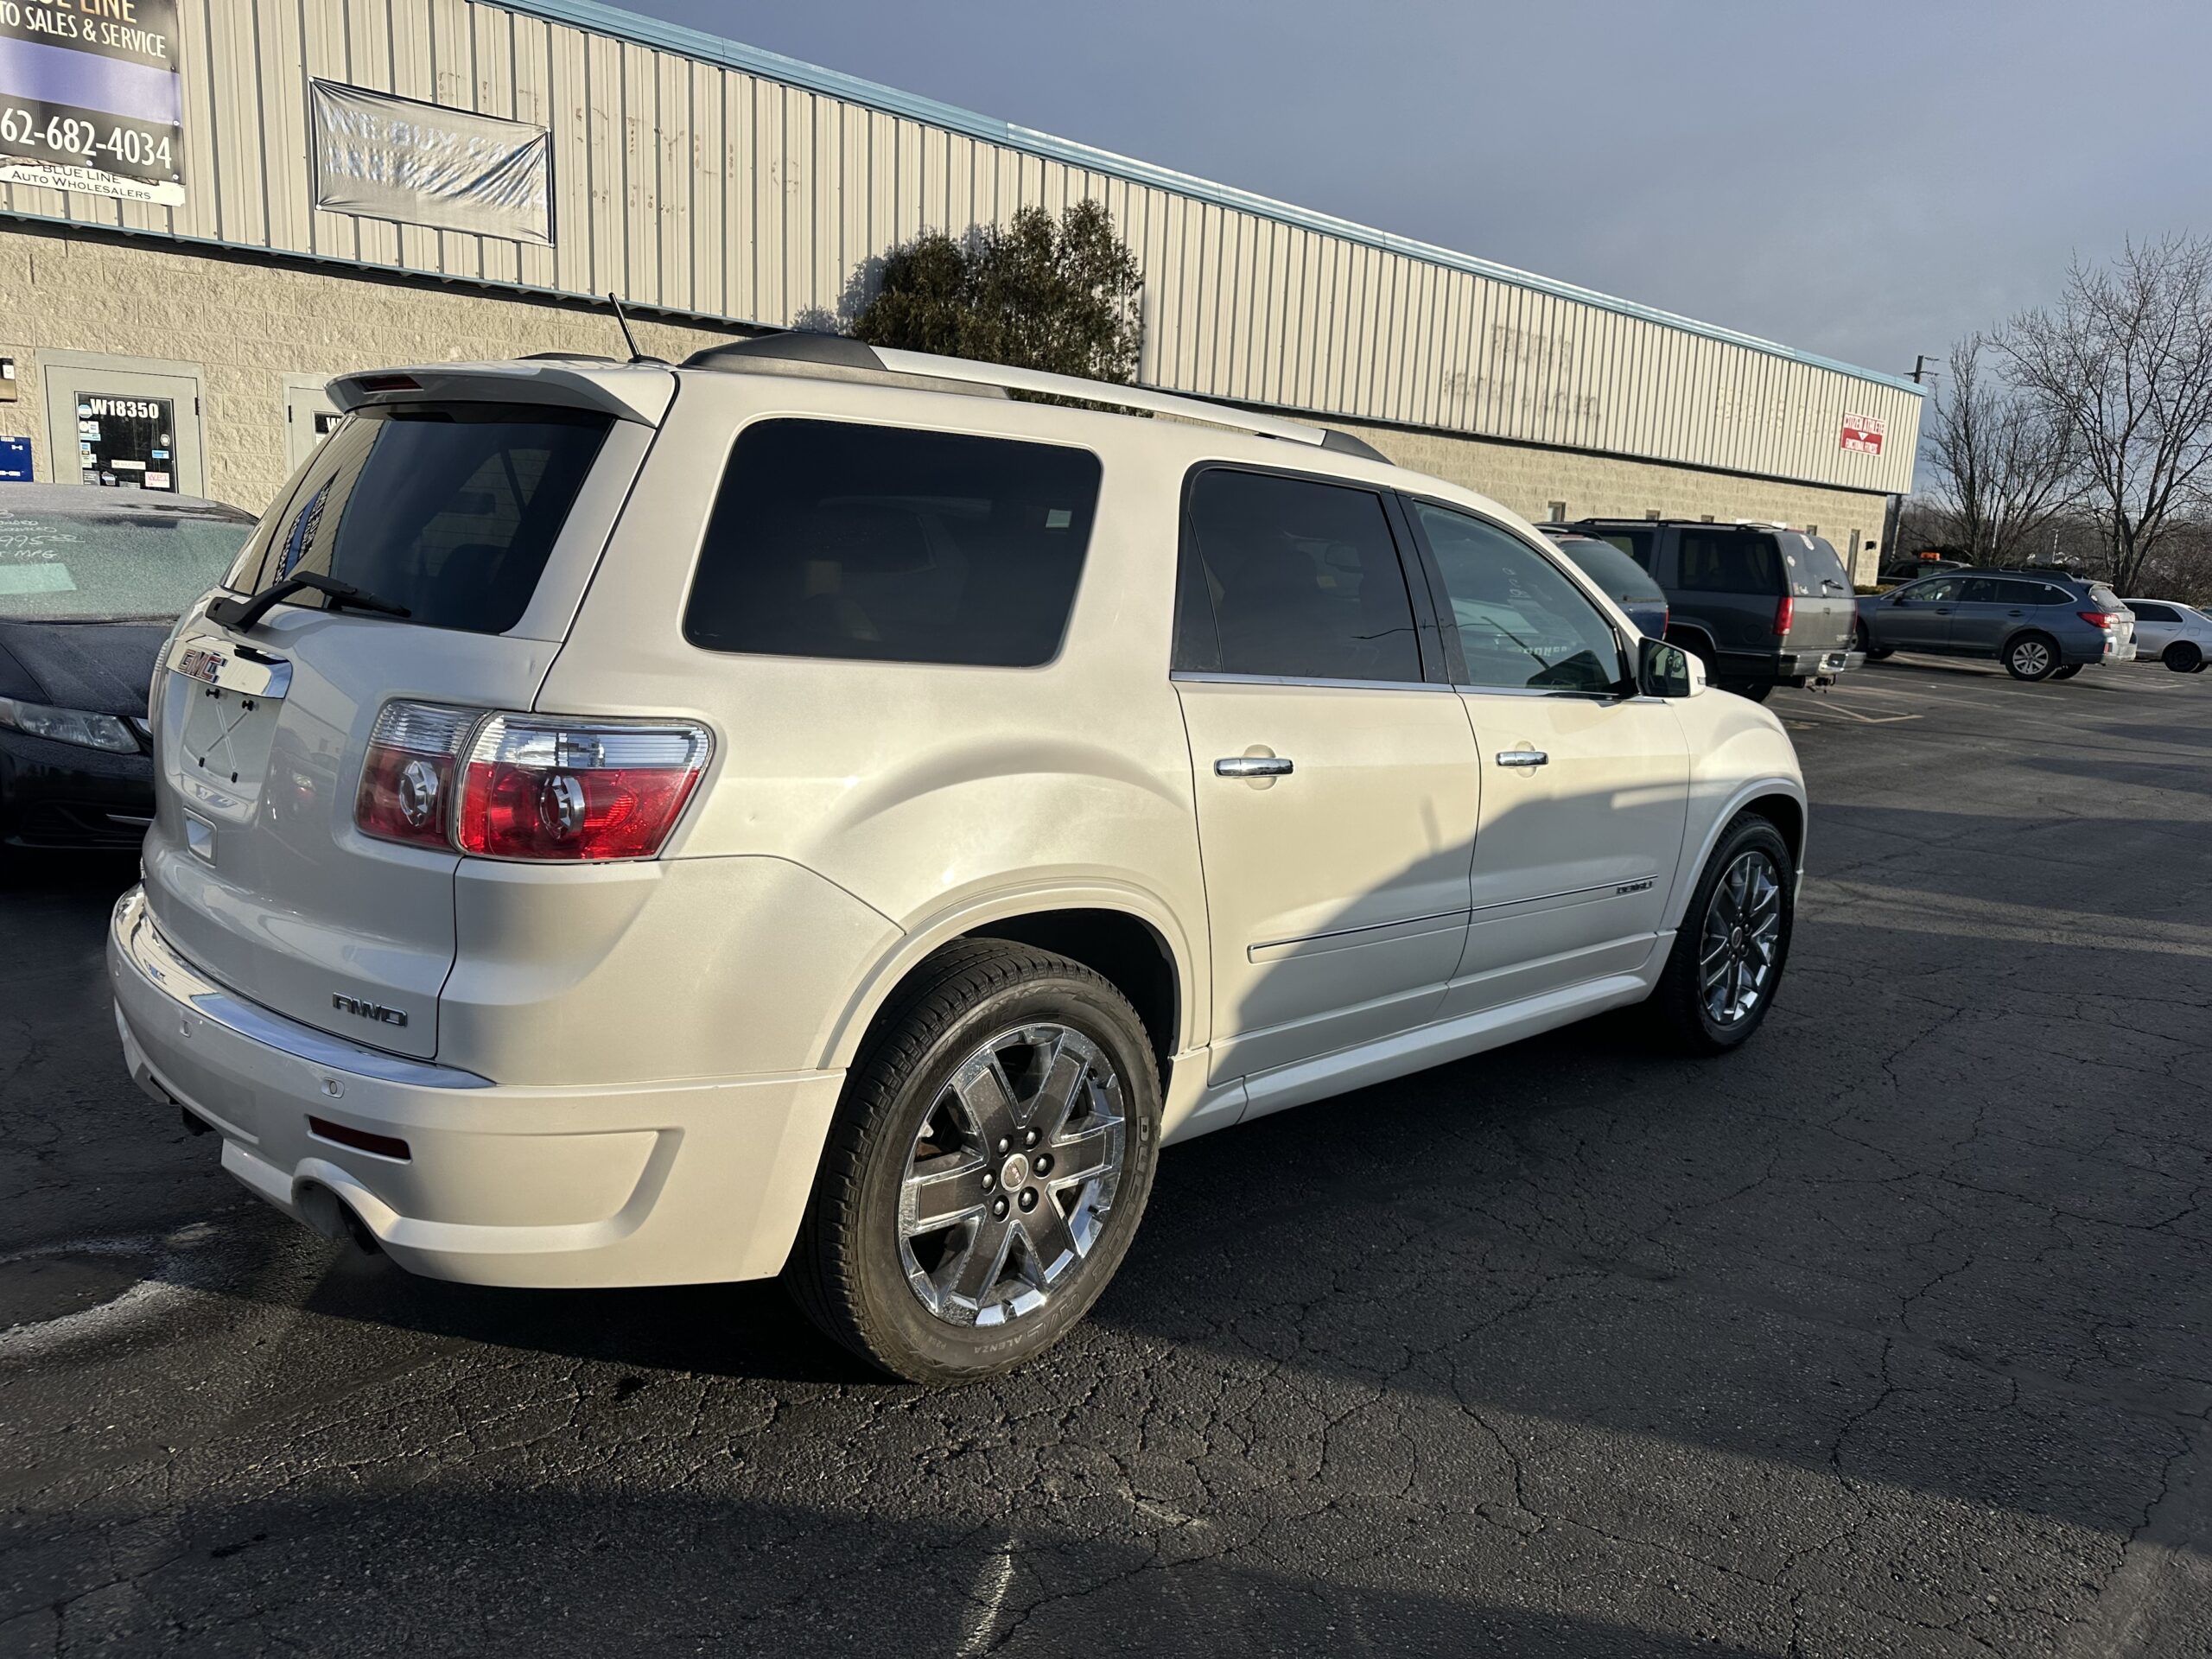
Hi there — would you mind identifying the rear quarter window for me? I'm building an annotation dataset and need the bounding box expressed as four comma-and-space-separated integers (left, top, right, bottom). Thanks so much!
683, 419, 1101, 668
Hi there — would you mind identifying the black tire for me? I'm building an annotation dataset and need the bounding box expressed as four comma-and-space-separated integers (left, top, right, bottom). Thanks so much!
2004, 632, 2061, 681
1853, 620, 1895, 662
2050, 664, 2082, 680
1647, 813, 1795, 1056
785, 940, 1162, 1384
2164, 640, 2203, 673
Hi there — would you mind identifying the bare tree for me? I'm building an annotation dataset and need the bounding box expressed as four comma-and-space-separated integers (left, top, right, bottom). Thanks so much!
1923, 334, 2081, 566
1999, 234, 2212, 594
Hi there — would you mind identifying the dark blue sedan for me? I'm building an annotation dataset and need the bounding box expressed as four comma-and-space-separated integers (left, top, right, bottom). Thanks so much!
0, 486, 256, 848
1539, 528, 1669, 638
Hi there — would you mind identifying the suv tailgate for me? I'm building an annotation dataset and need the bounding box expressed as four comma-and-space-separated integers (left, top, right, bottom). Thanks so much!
1782, 532, 1857, 655
143, 379, 660, 1059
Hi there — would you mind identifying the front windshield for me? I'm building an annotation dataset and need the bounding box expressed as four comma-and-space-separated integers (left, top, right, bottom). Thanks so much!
0, 500, 253, 621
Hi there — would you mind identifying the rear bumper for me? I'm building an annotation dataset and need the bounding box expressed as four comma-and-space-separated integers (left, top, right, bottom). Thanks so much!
1741, 647, 1859, 685
1789, 648, 1862, 683
106, 886, 844, 1289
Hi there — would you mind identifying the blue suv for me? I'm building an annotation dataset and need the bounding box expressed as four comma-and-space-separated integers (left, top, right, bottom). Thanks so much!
1856, 570, 2137, 681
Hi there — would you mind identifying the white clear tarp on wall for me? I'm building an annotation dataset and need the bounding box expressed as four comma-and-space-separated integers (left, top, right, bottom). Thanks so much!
308, 79, 551, 246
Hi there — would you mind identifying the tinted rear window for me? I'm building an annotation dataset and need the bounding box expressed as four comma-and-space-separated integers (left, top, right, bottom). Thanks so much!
683, 420, 1100, 667
1677, 530, 1782, 593
1592, 528, 1656, 571
1548, 536, 1664, 603
237, 404, 612, 634
1784, 534, 1852, 597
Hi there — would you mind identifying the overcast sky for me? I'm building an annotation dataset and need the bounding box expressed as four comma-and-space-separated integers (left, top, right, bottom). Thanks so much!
638, 0, 2210, 389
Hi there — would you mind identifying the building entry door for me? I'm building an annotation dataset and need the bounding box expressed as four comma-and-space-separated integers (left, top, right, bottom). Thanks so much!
40, 354, 206, 498
283, 376, 344, 473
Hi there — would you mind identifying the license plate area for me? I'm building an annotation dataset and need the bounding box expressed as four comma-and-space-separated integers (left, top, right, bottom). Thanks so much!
167, 633, 290, 799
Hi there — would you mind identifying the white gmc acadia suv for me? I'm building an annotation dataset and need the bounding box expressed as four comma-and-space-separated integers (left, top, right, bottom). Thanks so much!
108, 335, 1806, 1382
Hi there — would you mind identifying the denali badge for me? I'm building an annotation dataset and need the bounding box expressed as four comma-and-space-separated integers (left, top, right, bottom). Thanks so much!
332, 994, 408, 1027
1615, 878, 1655, 896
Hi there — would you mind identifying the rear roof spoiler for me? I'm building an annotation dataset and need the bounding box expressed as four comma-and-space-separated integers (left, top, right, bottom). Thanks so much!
327, 360, 675, 426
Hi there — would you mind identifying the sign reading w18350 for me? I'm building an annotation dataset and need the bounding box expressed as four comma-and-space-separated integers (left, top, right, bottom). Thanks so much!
0, 0, 183, 206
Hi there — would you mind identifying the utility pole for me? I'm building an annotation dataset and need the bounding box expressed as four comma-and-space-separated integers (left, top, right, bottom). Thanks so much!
1878, 354, 1942, 578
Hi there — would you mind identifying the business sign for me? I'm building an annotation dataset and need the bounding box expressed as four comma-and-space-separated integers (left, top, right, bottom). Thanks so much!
309, 79, 552, 245
0, 0, 184, 206
1840, 414, 1885, 456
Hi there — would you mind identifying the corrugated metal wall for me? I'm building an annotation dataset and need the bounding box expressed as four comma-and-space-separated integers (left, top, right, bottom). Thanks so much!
1, 0, 1923, 493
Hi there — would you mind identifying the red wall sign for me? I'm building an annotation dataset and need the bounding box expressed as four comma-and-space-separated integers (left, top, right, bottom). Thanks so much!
1840, 414, 1885, 455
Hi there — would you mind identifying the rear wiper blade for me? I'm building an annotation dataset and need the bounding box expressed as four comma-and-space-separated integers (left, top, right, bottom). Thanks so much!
206, 571, 410, 633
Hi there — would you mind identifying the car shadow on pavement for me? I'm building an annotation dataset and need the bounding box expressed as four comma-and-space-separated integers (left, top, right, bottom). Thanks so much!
6, 1486, 1766, 1659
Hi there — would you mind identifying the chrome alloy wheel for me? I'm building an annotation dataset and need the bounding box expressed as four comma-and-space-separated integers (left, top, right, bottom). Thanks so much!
2011, 638, 2053, 677
897, 1023, 1127, 1327
1700, 850, 1783, 1027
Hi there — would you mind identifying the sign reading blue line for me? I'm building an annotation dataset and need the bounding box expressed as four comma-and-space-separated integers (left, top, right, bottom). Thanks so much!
0, 0, 183, 207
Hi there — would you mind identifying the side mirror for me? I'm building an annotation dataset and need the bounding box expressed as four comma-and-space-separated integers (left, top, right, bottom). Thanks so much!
1637, 636, 1703, 698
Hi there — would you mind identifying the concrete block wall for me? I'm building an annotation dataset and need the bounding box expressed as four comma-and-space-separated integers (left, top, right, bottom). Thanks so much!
0, 226, 747, 513
1332, 416, 1894, 583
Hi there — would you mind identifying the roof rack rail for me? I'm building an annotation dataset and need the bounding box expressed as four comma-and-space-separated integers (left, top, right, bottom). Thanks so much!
683, 332, 886, 372
680, 330, 1374, 456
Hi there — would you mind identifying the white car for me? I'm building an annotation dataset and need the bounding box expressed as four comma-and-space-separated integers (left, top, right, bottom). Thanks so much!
2120, 598, 2212, 672
108, 336, 1807, 1382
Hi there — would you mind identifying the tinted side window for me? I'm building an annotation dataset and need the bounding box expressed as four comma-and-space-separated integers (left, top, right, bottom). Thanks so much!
683, 420, 1100, 667
1904, 578, 1961, 602
1179, 469, 1421, 683
1993, 580, 2046, 605
1677, 530, 1781, 593
2131, 601, 2177, 623
1596, 529, 1656, 571
1416, 505, 1624, 695
1955, 578, 2000, 602
2033, 586, 2071, 606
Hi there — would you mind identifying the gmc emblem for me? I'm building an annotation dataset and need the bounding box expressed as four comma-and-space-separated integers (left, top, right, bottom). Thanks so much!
332, 993, 408, 1028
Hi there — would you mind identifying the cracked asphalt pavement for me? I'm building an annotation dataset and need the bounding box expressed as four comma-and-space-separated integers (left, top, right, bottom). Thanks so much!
4, 658, 2210, 1656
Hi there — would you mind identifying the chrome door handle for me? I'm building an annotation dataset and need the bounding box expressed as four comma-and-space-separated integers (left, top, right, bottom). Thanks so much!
1215, 755, 1293, 778
1495, 749, 1548, 768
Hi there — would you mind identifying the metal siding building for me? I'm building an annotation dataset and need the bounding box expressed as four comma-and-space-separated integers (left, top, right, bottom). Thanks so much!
0, 0, 1920, 540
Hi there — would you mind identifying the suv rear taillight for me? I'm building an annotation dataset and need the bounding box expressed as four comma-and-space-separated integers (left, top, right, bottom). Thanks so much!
1773, 594, 1795, 637
357, 702, 476, 849
356, 701, 711, 861
2079, 610, 2114, 629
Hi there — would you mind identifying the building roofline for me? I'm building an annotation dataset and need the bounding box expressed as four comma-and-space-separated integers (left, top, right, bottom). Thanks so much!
499, 0, 1926, 397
